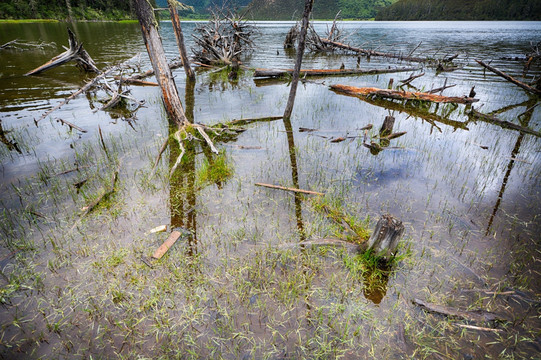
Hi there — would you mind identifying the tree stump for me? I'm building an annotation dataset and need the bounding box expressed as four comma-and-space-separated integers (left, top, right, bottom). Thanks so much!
380, 115, 395, 137
367, 214, 404, 258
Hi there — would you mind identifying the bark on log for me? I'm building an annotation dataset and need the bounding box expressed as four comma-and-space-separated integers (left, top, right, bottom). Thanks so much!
476, 59, 541, 96
134, 0, 188, 126
168, 0, 195, 81
330, 84, 479, 104
25, 29, 99, 76
367, 214, 404, 258
283, 0, 314, 119
320, 38, 429, 63
254, 66, 420, 78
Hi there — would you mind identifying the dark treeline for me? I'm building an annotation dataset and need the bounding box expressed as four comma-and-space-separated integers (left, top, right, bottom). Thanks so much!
376, 0, 541, 21
0, 0, 158, 20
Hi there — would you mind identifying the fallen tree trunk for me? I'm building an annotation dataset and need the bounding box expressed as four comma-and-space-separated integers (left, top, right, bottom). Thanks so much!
320, 38, 429, 63
25, 28, 100, 76
476, 59, 541, 96
254, 66, 420, 78
468, 108, 541, 138
330, 84, 479, 104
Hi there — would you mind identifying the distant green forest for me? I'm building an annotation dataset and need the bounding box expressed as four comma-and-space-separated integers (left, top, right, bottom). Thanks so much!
0, 0, 154, 20
247, 0, 397, 20
376, 0, 541, 20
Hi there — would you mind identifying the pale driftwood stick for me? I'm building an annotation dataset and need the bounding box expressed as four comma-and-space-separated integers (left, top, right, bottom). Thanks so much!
255, 182, 324, 196
228, 116, 283, 126
331, 84, 479, 104
476, 59, 541, 95
469, 109, 541, 138
128, 59, 183, 80
254, 66, 420, 78
170, 131, 185, 177
56, 118, 87, 133
367, 214, 404, 257
0, 39, 17, 49
412, 298, 504, 323
193, 124, 219, 154
455, 324, 503, 333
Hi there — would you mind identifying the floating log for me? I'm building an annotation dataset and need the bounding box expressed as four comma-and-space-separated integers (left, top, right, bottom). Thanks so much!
413, 298, 504, 323
320, 38, 430, 63
254, 66, 420, 79
367, 214, 404, 258
476, 59, 541, 96
25, 28, 99, 76
255, 182, 323, 196
330, 84, 479, 104
113, 76, 158, 86
468, 109, 541, 138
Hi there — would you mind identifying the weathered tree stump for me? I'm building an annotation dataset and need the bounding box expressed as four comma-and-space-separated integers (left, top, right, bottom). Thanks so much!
367, 214, 405, 258
380, 115, 395, 137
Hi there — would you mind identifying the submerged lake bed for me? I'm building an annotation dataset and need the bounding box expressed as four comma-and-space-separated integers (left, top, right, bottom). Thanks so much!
0, 20, 540, 358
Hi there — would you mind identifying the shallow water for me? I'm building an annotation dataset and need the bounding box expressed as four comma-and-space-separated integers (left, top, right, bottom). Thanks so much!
0, 20, 540, 358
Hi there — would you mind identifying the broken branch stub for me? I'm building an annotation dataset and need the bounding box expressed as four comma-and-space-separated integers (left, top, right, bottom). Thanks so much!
367, 214, 404, 258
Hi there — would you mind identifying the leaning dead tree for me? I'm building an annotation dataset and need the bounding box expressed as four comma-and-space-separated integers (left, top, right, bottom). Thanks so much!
134, 0, 188, 126
167, 0, 195, 81
25, 29, 99, 76
191, 9, 256, 65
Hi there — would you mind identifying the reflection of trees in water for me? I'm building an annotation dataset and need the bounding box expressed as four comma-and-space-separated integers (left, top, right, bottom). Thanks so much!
485, 98, 538, 236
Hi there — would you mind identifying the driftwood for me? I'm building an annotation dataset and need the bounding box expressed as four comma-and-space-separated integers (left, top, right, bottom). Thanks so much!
254, 66, 420, 79
320, 38, 430, 63
113, 76, 158, 86
255, 182, 323, 196
469, 109, 540, 137
284, 24, 299, 49
380, 115, 395, 136
412, 298, 504, 323
476, 59, 541, 96
367, 214, 404, 258
56, 118, 87, 133
283, 0, 314, 120
331, 84, 479, 104
25, 29, 99, 76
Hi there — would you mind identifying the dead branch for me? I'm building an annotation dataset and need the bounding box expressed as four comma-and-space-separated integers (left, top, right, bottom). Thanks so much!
400, 72, 425, 86
468, 109, 541, 137
476, 59, 541, 95
284, 23, 299, 49
168, 0, 195, 81
56, 118, 87, 133
254, 66, 420, 79
26, 28, 99, 76
412, 298, 505, 323
113, 76, 158, 86
331, 84, 478, 104
151, 137, 169, 177
77, 166, 119, 221
255, 182, 323, 196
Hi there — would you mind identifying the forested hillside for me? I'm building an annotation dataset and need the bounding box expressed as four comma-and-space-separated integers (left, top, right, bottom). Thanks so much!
0, 0, 148, 20
248, 0, 397, 20
376, 0, 541, 20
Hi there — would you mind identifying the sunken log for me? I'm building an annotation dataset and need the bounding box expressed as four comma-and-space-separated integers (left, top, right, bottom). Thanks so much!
25, 29, 99, 76
320, 38, 429, 63
330, 84, 479, 104
254, 66, 420, 78
476, 59, 541, 96
134, 0, 188, 126
367, 214, 404, 258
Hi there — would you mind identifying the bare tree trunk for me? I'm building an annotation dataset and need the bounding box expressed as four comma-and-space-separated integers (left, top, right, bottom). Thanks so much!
283, 0, 314, 120
65, 0, 73, 21
133, 0, 189, 126
168, 0, 195, 82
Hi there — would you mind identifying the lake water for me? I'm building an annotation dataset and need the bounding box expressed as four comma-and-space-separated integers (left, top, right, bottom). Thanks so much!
0, 20, 540, 358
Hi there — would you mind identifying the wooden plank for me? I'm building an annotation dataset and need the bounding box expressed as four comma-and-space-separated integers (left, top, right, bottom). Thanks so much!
152, 230, 182, 259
